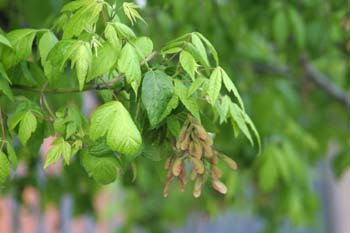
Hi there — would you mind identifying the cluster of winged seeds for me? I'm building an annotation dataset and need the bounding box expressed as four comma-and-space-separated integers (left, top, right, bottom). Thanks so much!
163, 116, 238, 198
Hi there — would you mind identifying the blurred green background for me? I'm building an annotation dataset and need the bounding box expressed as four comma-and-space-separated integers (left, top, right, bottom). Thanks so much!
0, 0, 349, 233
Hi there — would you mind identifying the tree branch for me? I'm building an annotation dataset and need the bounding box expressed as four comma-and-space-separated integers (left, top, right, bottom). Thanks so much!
249, 59, 350, 107
10, 51, 158, 94
300, 56, 350, 106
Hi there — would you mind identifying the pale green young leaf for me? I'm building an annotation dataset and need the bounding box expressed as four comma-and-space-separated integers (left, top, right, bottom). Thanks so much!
194, 32, 219, 66
0, 79, 14, 101
0, 151, 10, 184
63, 1, 103, 39
5, 142, 18, 169
87, 42, 119, 82
38, 31, 58, 66
117, 43, 141, 94
133, 37, 153, 62
71, 42, 92, 90
161, 33, 189, 52
1, 29, 37, 69
188, 77, 206, 97
123, 2, 146, 25
8, 111, 26, 130
0, 63, 11, 84
191, 33, 210, 67
61, 0, 90, 13
113, 22, 136, 40
104, 24, 122, 51
81, 151, 119, 184
242, 111, 261, 154
161, 47, 183, 56
0, 34, 12, 48
179, 50, 197, 81
18, 111, 37, 145
90, 101, 142, 157
44, 137, 72, 168
217, 95, 231, 124
220, 67, 245, 110
208, 67, 222, 104
174, 80, 201, 120
142, 70, 174, 128
229, 103, 253, 145
45, 40, 81, 82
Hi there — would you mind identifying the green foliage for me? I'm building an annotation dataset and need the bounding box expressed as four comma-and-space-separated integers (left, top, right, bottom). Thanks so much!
141, 70, 174, 128
90, 101, 142, 158
1, 0, 348, 232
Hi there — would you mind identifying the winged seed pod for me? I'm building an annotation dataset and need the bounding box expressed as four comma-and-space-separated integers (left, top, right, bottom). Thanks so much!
221, 154, 238, 170
212, 179, 228, 194
164, 115, 238, 198
190, 156, 205, 174
193, 175, 204, 198
211, 166, 222, 179
164, 156, 172, 170
172, 156, 183, 176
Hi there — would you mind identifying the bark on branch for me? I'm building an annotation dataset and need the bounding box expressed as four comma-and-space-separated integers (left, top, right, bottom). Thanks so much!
300, 56, 350, 106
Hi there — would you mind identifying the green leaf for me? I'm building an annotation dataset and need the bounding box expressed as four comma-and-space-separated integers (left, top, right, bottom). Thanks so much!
113, 22, 136, 40
0, 151, 10, 185
174, 80, 200, 120
0, 63, 11, 84
118, 43, 141, 94
208, 67, 222, 104
0, 34, 12, 48
122, 2, 146, 25
217, 95, 231, 124
44, 137, 72, 168
167, 116, 181, 137
159, 95, 179, 121
288, 7, 305, 49
188, 77, 206, 97
104, 24, 122, 51
191, 33, 209, 67
61, 0, 90, 13
45, 40, 81, 82
0, 78, 14, 101
88, 42, 119, 82
18, 111, 37, 145
38, 31, 58, 67
90, 101, 142, 158
133, 37, 153, 62
1, 29, 37, 69
229, 103, 253, 145
71, 42, 92, 90
142, 70, 174, 128
81, 150, 119, 184
242, 111, 261, 154
179, 50, 197, 81
273, 10, 289, 48
258, 145, 278, 192
63, 1, 103, 39
161, 47, 183, 55
220, 67, 245, 110
5, 142, 17, 169
194, 32, 219, 66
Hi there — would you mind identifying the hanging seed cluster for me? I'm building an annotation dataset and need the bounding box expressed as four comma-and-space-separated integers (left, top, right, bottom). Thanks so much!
163, 115, 238, 198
